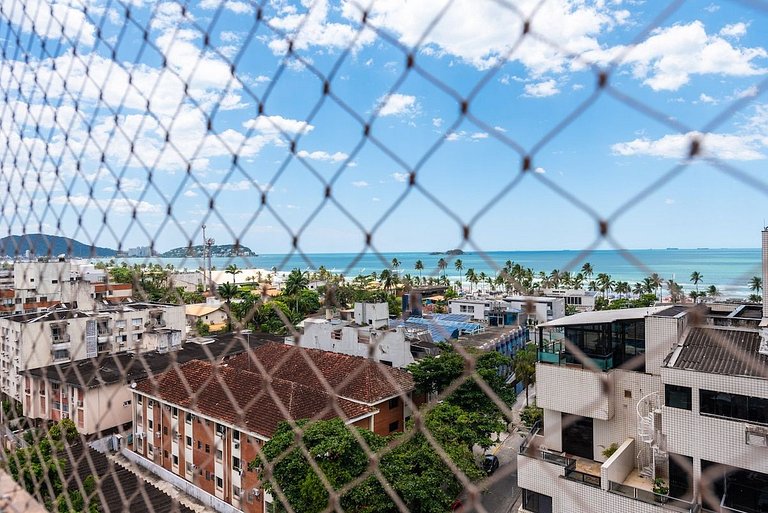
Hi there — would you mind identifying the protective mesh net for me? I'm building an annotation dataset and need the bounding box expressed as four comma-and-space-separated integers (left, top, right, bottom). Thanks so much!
0, 1, 767, 513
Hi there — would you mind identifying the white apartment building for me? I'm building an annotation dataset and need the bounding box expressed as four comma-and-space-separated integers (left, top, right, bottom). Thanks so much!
0, 301, 185, 403
541, 288, 598, 312
288, 302, 417, 368
518, 229, 768, 513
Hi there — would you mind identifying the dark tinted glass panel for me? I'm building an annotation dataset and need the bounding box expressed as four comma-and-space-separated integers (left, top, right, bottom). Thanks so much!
748, 396, 768, 425
523, 490, 553, 513
666, 385, 692, 410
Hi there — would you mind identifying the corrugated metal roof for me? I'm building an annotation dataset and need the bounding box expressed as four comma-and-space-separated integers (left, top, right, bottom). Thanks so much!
672, 326, 768, 377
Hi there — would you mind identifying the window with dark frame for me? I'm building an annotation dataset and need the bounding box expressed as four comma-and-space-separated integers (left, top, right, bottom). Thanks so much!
665, 384, 692, 410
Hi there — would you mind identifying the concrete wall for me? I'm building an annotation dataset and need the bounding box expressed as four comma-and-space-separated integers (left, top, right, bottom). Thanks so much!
645, 315, 685, 376
536, 363, 615, 420
83, 383, 133, 434
299, 321, 414, 368
600, 438, 636, 491
448, 300, 486, 321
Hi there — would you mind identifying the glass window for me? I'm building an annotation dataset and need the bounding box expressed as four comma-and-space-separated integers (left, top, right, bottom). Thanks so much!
748, 396, 768, 425
388, 397, 399, 409
522, 489, 553, 513
665, 385, 692, 410
701, 389, 768, 425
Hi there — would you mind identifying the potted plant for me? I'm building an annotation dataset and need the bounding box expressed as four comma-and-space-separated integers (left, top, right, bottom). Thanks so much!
601, 443, 619, 459
653, 478, 669, 503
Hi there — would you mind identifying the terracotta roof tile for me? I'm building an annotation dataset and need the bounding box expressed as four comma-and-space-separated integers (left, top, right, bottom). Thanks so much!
136, 359, 373, 438
226, 343, 415, 404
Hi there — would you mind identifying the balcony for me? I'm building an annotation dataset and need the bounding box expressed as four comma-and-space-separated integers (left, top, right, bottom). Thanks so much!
51, 334, 70, 344
608, 481, 697, 512
97, 334, 112, 343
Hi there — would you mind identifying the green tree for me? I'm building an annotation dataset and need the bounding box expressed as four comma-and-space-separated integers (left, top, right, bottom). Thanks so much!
217, 282, 239, 331
284, 269, 310, 296
391, 258, 401, 272
195, 318, 210, 336
707, 285, 720, 299
749, 276, 762, 294
513, 344, 537, 406
581, 262, 593, 279
437, 258, 448, 279
454, 259, 463, 283
225, 264, 242, 284
414, 260, 424, 280
689, 271, 703, 300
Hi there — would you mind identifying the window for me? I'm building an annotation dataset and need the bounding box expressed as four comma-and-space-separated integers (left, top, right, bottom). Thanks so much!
148, 420, 153, 429
700, 389, 768, 425
172, 455, 179, 465
522, 489, 552, 513
51, 382, 60, 390
215, 449, 222, 461
163, 426, 168, 435
186, 436, 192, 447
197, 441, 202, 450
52, 349, 70, 360
163, 450, 168, 458
388, 421, 399, 433
216, 423, 225, 436
205, 444, 210, 453
665, 385, 692, 410
216, 477, 223, 489
115, 320, 126, 329
388, 397, 399, 409
186, 412, 193, 422
132, 318, 142, 327
233, 456, 241, 471
205, 471, 211, 481
233, 486, 242, 499
185, 462, 194, 473
233, 430, 240, 441
137, 396, 142, 405
172, 407, 178, 417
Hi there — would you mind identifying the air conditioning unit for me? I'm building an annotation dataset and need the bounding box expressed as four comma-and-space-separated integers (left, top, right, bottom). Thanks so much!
234, 441, 240, 449
61, 412, 69, 419
155, 432, 161, 438
248, 489, 260, 499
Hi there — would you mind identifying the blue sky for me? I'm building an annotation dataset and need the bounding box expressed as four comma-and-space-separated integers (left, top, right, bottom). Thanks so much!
1, 0, 767, 254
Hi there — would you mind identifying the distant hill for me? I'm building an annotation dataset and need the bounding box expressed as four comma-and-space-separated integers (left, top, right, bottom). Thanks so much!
160, 244, 257, 258
0, 234, 117, 258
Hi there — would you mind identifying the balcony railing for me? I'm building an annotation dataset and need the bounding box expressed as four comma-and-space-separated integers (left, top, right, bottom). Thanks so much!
608, 481, 698, 512
51, 334, 70, 344
565, 466, 601, 488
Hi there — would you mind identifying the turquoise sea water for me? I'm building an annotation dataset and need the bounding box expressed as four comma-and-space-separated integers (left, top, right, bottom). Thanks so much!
122, 248, 763, 299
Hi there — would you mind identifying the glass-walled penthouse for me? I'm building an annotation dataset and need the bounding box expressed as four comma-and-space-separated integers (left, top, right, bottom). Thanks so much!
536, 309, 660, 372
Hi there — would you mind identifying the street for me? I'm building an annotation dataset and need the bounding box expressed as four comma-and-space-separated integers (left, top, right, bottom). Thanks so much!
478, 428, 522, 513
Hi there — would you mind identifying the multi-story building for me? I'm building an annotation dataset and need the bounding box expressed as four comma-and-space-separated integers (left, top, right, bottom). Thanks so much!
0, 259, 132, 316
129, 343, 415, 513
450, 295, 565, 325
0, 301, 185, 402
518, 230, 768, 513
290, 302, 420, 368
21, 335, 274, 435
540, 288, 598, 312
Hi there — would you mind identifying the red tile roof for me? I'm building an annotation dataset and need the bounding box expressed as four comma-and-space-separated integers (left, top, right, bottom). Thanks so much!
226, 343, 415, 405
135, 359, 373, 438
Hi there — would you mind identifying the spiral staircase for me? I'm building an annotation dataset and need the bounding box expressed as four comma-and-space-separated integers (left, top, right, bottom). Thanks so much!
637, 392, 667, 479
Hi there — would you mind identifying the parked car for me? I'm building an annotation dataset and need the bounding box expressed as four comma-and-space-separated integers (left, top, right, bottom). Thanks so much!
482, 454, 499, 475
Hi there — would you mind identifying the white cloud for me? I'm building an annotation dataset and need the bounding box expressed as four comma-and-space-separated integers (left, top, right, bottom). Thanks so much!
362, 0, 627, 74
376, 93, 418, 117
704, 3, 720, 12
220, 31, 241, 43
51, 195, 162, 214
432, 117, 443, 128
296, 150, 348, 162
243, 115, 314, 135
183, 190, 198, 197
699, 93, 718, 104
200, 0, 253, 14
1, 0, 96, 46
611, 132, 765, 161
719, 22, 747, 38
392, 172, 409, 183
534, 167, 546, 174
615, 21, 767, 91
493, 126, 507, 133
266, 0, 376, 55
102, 178, 146, 193
351, 181, 369, 188
445, 131, 464, 142
524, 79, 560, 97
732, 85, 758, 99
470, 132, 489, 140
665, 198, 675, 205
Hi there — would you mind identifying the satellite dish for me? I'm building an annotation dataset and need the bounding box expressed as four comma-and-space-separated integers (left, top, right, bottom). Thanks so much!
130, 381, 137, 389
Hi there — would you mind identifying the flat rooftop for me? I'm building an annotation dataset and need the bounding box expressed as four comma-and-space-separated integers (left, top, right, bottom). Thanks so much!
539, 306, 675, 328
23, 332, 283, 387
668, 326, 767, 378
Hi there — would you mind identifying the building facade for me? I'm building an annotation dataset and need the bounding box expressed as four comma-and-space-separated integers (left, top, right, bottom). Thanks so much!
130, 344, 415, 513
519, 301, 768, 513
0, 301, 184, 402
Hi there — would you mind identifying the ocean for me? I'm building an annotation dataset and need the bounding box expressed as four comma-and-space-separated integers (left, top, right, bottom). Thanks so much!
118, 248, 764, 299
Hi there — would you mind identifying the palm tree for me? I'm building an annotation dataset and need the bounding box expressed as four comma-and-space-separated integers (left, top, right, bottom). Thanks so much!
478, 271, 487, 293
581, 262, 593, 280
550, 269, 560, 288
572, 273, 584, 290
465, 268, 476, 293
391, 258, 401, 273
667, 280, 683, 303
379, 269, 395, 293
649, 273, 663, 301
454, 259, 464, 285
284, 268, 310, 296
749, 276, 762, 294
217, 282, 239, 331
225, 264, 242, 284
415, 260, 424, 280
437, 258, 448, 279
707, 285, 720, 298
596, 273, 614, 298
642, 277, 655, 294
689, 271, 703, 297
